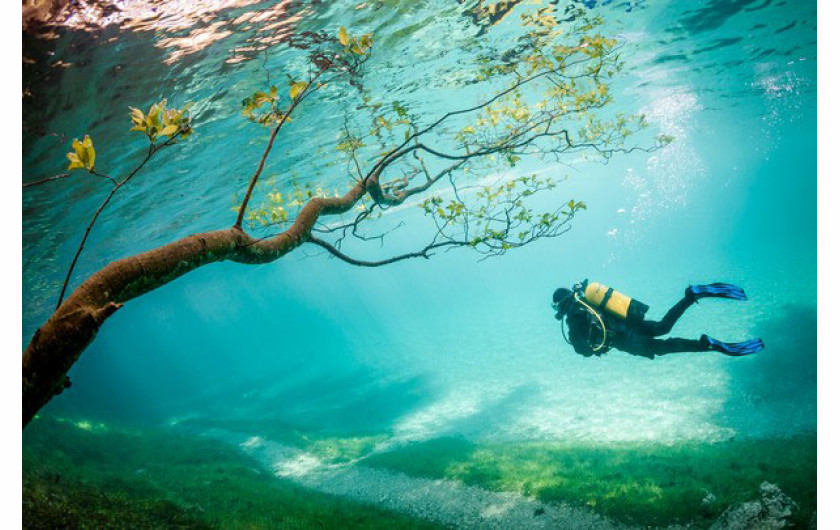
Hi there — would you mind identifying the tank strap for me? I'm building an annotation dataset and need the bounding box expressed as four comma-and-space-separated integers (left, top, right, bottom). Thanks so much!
598, 288, 614, 311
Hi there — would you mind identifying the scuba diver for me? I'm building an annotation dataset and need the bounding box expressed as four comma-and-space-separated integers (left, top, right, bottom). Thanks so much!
551, 280, 765, 359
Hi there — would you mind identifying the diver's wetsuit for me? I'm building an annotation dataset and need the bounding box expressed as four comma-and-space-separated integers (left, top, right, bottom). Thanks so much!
564, 293, 707, 358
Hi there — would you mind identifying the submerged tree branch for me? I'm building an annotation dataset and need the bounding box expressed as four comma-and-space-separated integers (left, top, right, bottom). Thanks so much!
308, 236, 466, 267
23, 177, 369, 428
23, 15, 654, 429
234, 123, 284, 229
56, 136, 180, 309
22, 173, 72, 188
234, 68, 328, 229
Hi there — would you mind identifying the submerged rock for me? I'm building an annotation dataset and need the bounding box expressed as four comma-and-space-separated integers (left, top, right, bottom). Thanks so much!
711, 482, 796, 529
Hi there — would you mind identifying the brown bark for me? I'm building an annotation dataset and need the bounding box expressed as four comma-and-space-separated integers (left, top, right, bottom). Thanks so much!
22, 180, 366, 428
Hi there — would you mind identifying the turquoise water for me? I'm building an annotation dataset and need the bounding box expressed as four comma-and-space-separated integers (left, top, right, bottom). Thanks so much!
23, 0, 816, 527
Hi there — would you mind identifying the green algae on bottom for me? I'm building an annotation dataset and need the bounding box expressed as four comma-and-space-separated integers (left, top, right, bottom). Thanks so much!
22, 415, 439, 529
174, 416, 392, 465
22, 414, 817, 528
361, 435, 816, 528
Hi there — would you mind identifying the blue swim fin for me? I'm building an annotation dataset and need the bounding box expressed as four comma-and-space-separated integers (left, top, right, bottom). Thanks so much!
701, 334, 764, 356
687, 283, 747, 301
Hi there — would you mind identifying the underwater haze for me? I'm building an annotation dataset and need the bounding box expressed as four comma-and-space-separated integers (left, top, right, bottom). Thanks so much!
23, 0, 816, 528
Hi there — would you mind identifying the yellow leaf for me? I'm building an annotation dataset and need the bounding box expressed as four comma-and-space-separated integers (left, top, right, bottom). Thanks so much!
160, 124, 178, 136
129, 107, 144, 125
82, 135, 95, 169
338, 26, 349, 46
72, 138, 85, 160
147, 104, 161, 128
290, 81, 307, 100
66, 153, 84, 171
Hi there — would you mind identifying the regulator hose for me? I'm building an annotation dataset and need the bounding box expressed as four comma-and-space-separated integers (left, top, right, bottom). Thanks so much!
573, 293, 608, 353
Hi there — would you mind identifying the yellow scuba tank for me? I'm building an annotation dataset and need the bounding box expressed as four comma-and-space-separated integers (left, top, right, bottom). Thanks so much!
580, 281, 649, 323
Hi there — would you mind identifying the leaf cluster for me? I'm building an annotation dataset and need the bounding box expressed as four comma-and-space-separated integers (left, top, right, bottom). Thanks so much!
242, 85, 284, 126
419, 173, 580, 255
66, 136, 95, 171
338, 26, 373, 56
235, 180, 340, 230
129, 99, 192, 141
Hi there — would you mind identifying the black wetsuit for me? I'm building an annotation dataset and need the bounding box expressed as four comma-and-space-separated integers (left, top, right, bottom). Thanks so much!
564, 293, 707, 358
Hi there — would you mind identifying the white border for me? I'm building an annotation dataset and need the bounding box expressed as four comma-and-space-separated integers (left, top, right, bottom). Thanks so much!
11, 1, 826, 528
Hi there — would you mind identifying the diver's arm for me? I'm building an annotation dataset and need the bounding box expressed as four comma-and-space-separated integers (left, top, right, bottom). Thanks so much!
572, 341, 594, 356
565, 313, 593, 355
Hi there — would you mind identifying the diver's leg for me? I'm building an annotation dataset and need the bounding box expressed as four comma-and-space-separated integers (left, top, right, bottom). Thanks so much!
650, 337, 708, 355
622, 337, 708, 359
637, 295, 695, 336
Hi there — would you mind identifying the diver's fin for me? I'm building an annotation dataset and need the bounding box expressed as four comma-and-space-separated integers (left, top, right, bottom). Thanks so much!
687, 283, 747, 301
701, 334, 764, 356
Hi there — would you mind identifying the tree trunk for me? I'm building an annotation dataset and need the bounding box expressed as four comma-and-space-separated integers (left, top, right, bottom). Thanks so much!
22, 181, 366, 428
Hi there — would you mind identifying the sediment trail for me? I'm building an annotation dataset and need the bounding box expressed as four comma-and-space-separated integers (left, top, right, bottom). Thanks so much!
200, 428, 622, 529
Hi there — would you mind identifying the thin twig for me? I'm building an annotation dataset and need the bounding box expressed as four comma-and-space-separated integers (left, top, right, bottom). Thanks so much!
56, 136, 178, 308
22, 174, 72, 188
234, 68, 327, 229
308, 235, 466, 267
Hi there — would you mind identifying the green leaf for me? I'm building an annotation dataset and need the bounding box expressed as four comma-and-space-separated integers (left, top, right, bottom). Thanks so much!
393, 101, 408, 118
252, 91, 272, 106
338, 26, 349, 46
